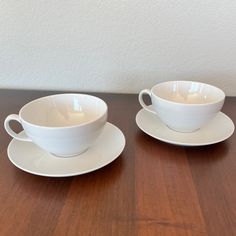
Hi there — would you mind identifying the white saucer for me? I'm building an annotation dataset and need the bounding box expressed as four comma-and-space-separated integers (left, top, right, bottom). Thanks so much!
7, 122, 125, 177
136, 108, 234, 146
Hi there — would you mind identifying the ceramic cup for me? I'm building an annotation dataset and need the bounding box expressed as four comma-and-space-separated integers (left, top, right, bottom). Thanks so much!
4, 93, 108, 157
139, 81, 225, 132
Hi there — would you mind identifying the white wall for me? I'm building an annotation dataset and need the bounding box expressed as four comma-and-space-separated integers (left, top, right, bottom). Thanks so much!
1, 0, 236, 95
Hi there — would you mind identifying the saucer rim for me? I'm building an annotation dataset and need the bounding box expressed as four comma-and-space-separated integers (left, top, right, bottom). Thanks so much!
7, 122, 125, 177
136, 109, 235, 146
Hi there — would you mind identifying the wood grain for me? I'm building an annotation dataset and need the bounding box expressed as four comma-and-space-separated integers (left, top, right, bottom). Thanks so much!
0, 90, 235, 236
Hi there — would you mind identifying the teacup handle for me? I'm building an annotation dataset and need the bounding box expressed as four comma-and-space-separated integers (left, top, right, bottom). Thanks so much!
138, 89, 156, 114
4, 114, 32, 142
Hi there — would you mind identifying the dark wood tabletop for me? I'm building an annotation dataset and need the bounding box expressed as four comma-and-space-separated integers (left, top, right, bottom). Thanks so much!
0, 89, 235, 236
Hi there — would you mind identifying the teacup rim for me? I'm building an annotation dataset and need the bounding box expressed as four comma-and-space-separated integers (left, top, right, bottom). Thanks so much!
18, 93, 108, 129
150, 80, 225, 106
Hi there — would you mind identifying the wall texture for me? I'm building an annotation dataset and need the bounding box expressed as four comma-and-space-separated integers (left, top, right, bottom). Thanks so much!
1, 0, 236, 95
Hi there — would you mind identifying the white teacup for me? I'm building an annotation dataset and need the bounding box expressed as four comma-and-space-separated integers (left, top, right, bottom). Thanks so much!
139, 81, 225, 132
4, 93, 108, 157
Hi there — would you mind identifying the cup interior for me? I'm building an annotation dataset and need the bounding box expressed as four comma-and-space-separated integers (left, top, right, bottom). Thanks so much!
152, 81, 225, 104
20, 94, 107, 127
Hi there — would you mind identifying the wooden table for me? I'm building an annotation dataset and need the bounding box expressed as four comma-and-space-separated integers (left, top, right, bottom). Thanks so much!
0, 89, 235, 236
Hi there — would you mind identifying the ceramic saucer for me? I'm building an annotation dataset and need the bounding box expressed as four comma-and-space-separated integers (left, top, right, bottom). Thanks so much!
136, 108, 234, 146
7, 122, 125, 177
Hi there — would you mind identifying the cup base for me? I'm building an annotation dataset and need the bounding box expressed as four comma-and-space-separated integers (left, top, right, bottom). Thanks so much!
50, 148, 89, 158
167, 125, 200, 133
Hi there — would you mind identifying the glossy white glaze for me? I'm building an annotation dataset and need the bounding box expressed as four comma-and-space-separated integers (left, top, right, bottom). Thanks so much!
136, 108, 234, 146
5, 94, 108, 157
139, 81, 225, 132
7, 123, 125, 177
